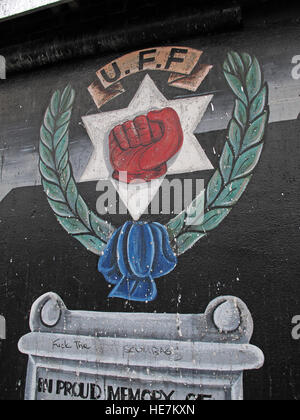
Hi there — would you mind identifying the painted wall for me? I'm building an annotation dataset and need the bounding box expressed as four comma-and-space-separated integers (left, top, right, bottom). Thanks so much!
0, 19, 300, 400
0, 0, 69, 20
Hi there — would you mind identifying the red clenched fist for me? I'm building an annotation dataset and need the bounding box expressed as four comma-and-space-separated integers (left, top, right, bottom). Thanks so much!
109, 107, 183, 183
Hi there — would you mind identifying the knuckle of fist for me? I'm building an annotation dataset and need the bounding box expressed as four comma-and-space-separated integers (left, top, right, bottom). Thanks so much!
113, 125, 130, 150
110, 107, 179, 153
124, 120, 140, 147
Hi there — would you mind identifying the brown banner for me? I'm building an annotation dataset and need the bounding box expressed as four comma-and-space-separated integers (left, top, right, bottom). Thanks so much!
89, 47, 213, 109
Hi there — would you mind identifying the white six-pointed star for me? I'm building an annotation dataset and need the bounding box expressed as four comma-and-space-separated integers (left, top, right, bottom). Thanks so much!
81, 75, 214, 220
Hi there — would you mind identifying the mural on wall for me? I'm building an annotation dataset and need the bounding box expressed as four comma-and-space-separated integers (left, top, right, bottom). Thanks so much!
38, 48, 269, 302
17, 47, 269, 400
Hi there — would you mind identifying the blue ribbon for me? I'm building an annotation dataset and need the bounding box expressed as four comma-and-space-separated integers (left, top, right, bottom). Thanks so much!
98, 222, 177, 302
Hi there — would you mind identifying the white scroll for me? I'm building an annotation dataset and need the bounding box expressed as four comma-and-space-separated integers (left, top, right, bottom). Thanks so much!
18, 293, 264, 401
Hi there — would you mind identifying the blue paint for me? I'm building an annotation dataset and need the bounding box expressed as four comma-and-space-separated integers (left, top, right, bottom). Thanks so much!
98, 222, 177, 302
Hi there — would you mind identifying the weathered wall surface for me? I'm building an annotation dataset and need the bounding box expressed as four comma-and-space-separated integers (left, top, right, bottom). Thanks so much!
0, 0, 68, 20
0, 12, 300, 400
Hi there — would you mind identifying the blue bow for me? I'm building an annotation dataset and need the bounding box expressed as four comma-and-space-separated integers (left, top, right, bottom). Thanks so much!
98, 222, 177, 302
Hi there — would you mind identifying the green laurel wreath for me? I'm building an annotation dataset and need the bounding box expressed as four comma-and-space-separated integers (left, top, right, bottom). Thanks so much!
39, 51, 269, 258
167, 51, 269, 255
39, 85, 115, 256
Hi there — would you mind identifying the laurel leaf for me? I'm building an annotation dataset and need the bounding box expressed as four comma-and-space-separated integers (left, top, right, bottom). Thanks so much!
44, 108, 56, 134
220, 142, 234, 184
50, 90, 61, 116
176, 232, 206, 256
185, 191, 205, 227
40, 125, 53, 149
234, 99, 247, 128
223, 61, 231, 73
39, 161, 59, 184
242, 112, 268, 152
76, 195, 91, 230
66, 177, 77, 213
57, 216, 90, 235
230, 52, 245, 76
55, 135, 68, 166
206, 170, 222, 207
224, 71, 248, 105
250, 85, 268, 122
231, 144, 263, 180
212, 177, 251, 207
48, 200, 74, 218
201, 208, 231, 232
226, 52, 239, 75
241, 53, 252, 71
42, 180, 65, 203
60, 85, 75, 111
59, 165, 71, 191
56, 109, 72, 128
166, 211, 186, 242
228, 119, 242, 156
58, 151, 69, 172
39, 141, 56, 171
246, 57, 262, 101
90, 213, 115, 243
53, 124, 68, 149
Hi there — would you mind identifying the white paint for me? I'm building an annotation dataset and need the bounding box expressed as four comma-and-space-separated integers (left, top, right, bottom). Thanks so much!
213, 300, 241, 333
291, 55, 300, 80
0, 55, 5, 79
0, 0, 68, 20
82, 75, 214, 219
112, 178, 164, 221
0, 315, 5, 340
291, 315, 300, 340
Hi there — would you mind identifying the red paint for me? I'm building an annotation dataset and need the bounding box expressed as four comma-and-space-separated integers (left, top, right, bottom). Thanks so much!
109, 107, 184, 183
